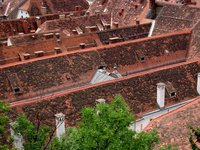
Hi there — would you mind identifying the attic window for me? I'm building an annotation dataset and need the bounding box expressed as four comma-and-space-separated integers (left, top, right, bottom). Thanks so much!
166, 81, 176, 98
170, 92, 176, 97
98, 65, 106, 70
140, 56, 145, 62
13, 87, 20, 95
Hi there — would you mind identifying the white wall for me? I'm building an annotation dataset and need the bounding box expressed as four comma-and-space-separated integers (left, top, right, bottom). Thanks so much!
16, 9, 30, 19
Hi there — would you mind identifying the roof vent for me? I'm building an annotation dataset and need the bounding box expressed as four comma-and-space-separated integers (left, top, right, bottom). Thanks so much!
54, 47, 62, 54
59, 14, 65, 19
112, 22, 119, 28
34, 51, 45, 57
23, 53, 31, 60
80, 43, 86, 49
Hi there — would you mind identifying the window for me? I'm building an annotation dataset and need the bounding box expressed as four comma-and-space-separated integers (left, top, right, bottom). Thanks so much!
140, 56, 145, 62
170, 92, 176, 97
13, 87, 20, 95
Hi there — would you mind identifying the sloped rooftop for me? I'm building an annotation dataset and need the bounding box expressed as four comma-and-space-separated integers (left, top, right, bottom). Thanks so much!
88, 0, 150, 27
0, 23, 151, 65
8, 59, 200, 127
0, 30, 191, 101
146, 96, 200, 149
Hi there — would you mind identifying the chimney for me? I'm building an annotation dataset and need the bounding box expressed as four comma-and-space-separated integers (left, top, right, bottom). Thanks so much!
59, 14, 65, 19
157, 83, 165, 109
54, 47, 62, 54
55, 113, 66, 138
36, 17, 41, 27
75, 5, 81, 11
34, 50, 45, 57
10, 122, 24, 150
112, 22, 119, 28
23, 53, 31, 60
41, 6, 47, 15
96, 98, 106, 104
80, 43, 86, 49
197, 73, 200, 95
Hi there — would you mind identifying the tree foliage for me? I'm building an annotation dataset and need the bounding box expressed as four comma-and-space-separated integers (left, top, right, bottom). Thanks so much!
49, 95, 159, 150
0, 101, 11, 150
189, 126, 200, 150
13, 114, 51, 150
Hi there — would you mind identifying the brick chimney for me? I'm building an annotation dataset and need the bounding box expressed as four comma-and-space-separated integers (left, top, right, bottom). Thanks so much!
157, 83, 165, 109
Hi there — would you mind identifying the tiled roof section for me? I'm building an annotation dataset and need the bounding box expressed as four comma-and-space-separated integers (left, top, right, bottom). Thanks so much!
188, 21, 200, 59
8, 23, 151, 46
38, 13, 111, 34
0, 0, 25, 17
0, 31, 191, 101
153, 4, 200, 35
49, 0, 89, 12
0, 24, 151, 65
0, 11, 86, 40
18, 0, 89, 16
146, 97, 200, 149
97, 23, 151, 44
88, 0, 149, 27
9, 60, 200, 127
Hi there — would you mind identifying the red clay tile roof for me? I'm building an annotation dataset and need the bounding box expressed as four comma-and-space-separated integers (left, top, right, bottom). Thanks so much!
145, 96, 200, 149
8, 59, 200, 127
37, 13, 112, 34
0, 23, 151, 64
88, 0, 150, 27
19, 0, 89, 16
0, 11, 86, 40
0, 30, 191, 102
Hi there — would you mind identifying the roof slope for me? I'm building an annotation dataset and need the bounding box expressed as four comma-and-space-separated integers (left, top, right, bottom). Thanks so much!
146, 97, 200, 149
9, 60, 200, 127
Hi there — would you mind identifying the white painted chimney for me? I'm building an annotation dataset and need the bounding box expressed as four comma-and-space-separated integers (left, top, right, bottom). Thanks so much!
96, 98, 106, 104
55, 113, 65, 138
157, 83, 165, 108
10, 122, 24, 150
197, 73, 200, 95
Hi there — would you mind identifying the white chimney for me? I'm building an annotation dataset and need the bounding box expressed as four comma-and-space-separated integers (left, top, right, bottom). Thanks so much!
157, 83, 165, 108
96, 98, 106, 104
10, 122, 24, 150
197, 73, 200, 95
55, 113, 65, 138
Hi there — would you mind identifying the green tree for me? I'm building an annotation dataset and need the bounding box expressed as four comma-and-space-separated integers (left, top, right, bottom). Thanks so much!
189, 126, 200, 150
13, 114, 51, 150
50, 95, 159, 150
0, 101, 11, 150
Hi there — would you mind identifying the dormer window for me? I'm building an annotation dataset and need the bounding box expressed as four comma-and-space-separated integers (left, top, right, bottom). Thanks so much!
170, 92, 176, 97
166, 81, 176, 98
140, 56, 145, 62
13, 87, 20, 95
